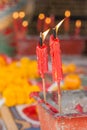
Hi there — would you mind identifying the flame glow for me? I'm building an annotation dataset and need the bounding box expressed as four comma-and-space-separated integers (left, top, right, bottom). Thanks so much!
41, 29, 50, 41
22, 21, 28, 27
45, 17, 51, 24
39, 13, 45, 20
55, 19, 64, 34
12, 12, 19, 19
19, 11, 25, 18
65, 10, 71, 17
75, 20, 81, 28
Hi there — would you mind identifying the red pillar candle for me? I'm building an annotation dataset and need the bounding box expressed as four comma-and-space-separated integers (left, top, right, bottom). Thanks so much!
43, 17, 51, 31
37, 13, 45, 33
50, 20, 64, 84
50, 34, 63, 83
12, 12, 19, 32
64, 10, 71, 34
21, 20, 28, 33
36, 30, 49, 102
49, 19, 64, 112
50, 14, 55, 28
36, 43, 48, 78
75, 20, 81, 37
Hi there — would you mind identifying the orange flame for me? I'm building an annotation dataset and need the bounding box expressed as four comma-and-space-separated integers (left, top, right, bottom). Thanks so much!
40, 29, 50, 42
19, 11, 25, 18
22, 21, 28, 27
75, 20, 81, 28
65, 10, 71, 18
45, 17, 51, 24
55, 19, 64, 34
12, 12, 19, 19
39, 13, 45, 20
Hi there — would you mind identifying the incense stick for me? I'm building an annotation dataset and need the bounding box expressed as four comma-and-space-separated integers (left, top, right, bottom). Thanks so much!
42, 78, 46, 102
57, 81, 61, 113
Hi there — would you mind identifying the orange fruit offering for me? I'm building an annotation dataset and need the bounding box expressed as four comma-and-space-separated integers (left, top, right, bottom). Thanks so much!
64, 74, 81, 90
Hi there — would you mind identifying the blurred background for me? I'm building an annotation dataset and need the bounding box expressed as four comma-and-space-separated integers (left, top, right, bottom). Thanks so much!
0, 0, 87, 56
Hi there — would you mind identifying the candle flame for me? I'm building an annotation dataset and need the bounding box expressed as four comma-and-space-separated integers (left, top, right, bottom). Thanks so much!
19, 11, 25, 18
55, 19, 64, 34
39, 13, 45, 20
12, 12, 19, 19
75, 20, 81, 28
22, 21, 28, 27
45, 17, 51, 24
65, 10, 71, 18
42, 29, 50, 41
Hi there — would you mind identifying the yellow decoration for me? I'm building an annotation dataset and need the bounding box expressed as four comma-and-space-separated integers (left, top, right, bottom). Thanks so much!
0, 56, 40, 107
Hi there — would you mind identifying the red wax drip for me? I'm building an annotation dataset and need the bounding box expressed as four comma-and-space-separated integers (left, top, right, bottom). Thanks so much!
36, 44, 48, 78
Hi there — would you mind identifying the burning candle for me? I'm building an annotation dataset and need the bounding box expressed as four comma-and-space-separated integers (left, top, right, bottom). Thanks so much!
21, 20, 28, 33
50, 14, 55, 28
37, 13, 45, 32
36, 29, 50, 102
50, 19, 64, 113
64, 10, 71, 34
75, 20, 81, 37
43, 17, 51, 31
12, 11, 19, 32
19, 11, 25, 19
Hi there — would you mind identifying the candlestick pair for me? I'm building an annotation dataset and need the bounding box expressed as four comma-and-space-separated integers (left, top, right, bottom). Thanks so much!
36, 19, 64, 113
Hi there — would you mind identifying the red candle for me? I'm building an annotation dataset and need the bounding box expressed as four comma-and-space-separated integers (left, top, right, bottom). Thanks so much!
50, 34, 63, 83
43, 17, 51, 31
12, 12, 19, 32
37, 13, 45, 32
50, 19, 64, 84
49, 19, 64, 112
36, 30, 49, 102
36, 38, 48, 78
75, 20, 81, 36
21, 20, 28, 33
64, 10, 71, 34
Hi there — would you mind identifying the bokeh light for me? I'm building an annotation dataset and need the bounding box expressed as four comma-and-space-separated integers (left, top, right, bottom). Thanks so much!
65, 10, 71, 17
38, 13, 45, 20
19, 11, 25, 18
75, 20, 81, 28
22, 21, 28, 27
45, 17, 51, 24
12, 12, 19, 19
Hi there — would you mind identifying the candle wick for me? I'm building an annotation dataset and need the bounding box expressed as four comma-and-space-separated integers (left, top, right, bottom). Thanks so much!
52, 28, 56, 38
39, 32, 43, 46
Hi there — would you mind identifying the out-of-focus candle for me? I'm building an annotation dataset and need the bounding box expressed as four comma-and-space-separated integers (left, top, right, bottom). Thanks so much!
50, 14, 55, 28
12, 11, 19, 19
19, 11, 25, 19
21, 20, 28, 33
75, 20, 81, 36
64, 10, 71, 34
12, 11, 19, 32
43, 17, 51, 31
37, 13, 45, 32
